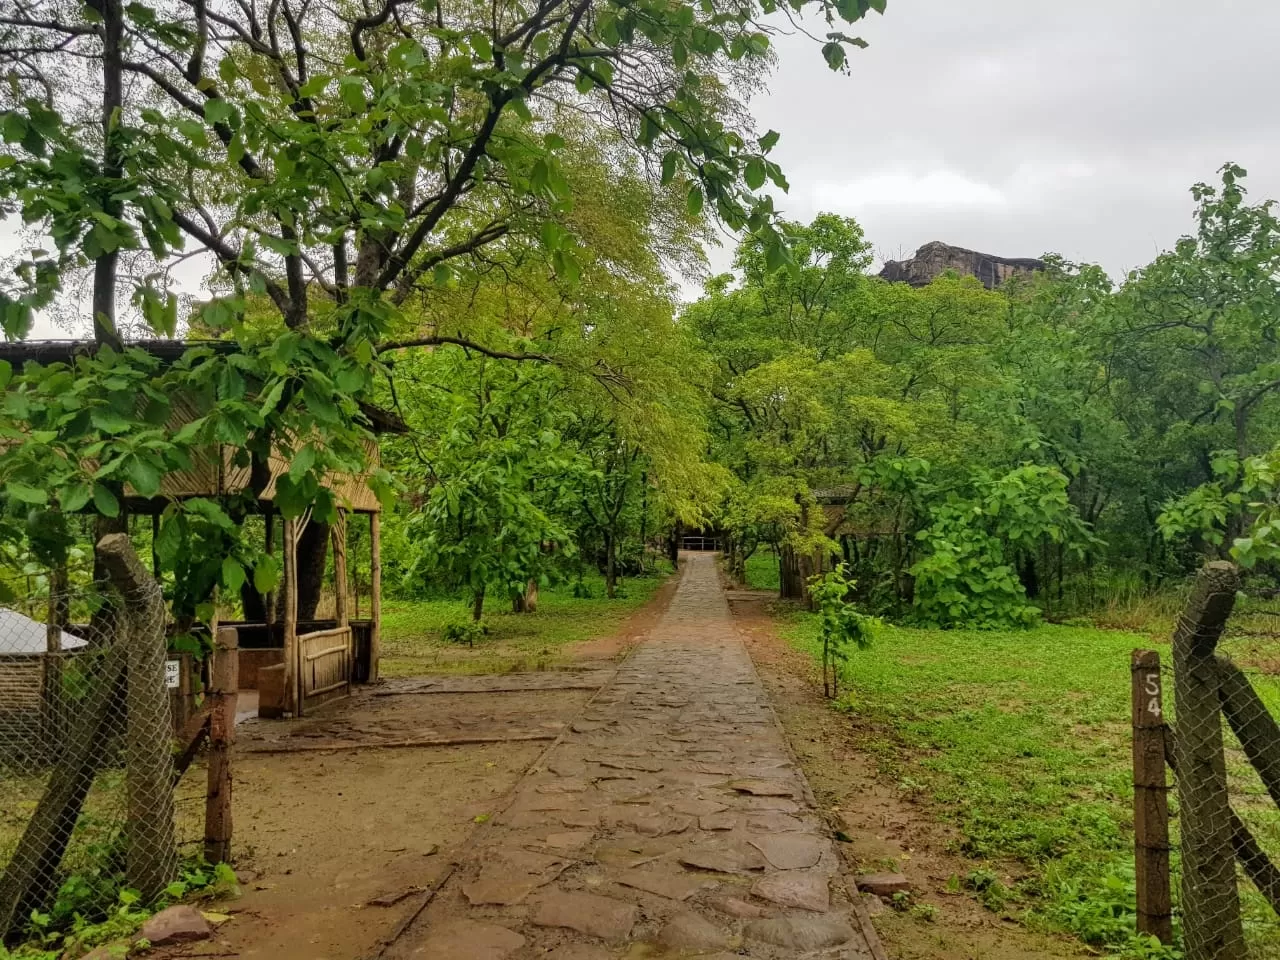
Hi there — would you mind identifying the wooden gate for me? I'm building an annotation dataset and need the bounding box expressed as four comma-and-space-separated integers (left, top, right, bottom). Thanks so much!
298, 625, 352, 713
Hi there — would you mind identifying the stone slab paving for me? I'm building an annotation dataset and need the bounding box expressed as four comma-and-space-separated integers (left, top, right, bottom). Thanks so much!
389, 553, 877, 959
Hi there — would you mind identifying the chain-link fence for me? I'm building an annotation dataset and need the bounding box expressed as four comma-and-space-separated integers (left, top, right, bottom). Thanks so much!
1135, 562, 1280, 959
0, 534, 188, 943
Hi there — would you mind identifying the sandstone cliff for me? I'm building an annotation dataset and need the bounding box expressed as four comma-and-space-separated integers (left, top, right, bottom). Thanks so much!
879, 241, 1045, 289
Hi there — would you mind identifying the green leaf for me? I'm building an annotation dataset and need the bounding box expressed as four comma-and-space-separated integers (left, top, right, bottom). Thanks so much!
127, 457, 162, 498
59, 482, 92, 512
221, 556, 246, 595
821, 41, 846, 71
660, 150, 679, 185
93, 483, 120, 517
687, 184, 704, 217
339, 76, 366, 112
155, 515, 182, 564
7, 482, 47, 504
758, 130, 780, 152
253, 554, 281, 593
744, 157, 766, 190
289, 444, 317, 478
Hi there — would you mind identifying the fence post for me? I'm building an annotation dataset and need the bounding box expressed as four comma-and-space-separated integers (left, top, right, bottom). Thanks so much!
1131, 650, 1172, 944
96, 533, 178, 902
204, 626, 238, 864
1172, 561, 1246, 960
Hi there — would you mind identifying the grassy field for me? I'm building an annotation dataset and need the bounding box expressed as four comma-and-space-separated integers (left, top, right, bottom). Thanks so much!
743, 551, 781, 591
775, 598, 1280, 955
379, 567, 671, 675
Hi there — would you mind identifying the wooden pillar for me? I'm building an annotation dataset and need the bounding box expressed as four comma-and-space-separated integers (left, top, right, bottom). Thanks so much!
282, 516, 298, 716
41, 564, 68, 755
204, 626, 238, 863
264, 507, 276, 627
332, 510, 349, 627
1131, 649, 1172, 944
1172, 561, 1245, 960
369, 512, 381, 684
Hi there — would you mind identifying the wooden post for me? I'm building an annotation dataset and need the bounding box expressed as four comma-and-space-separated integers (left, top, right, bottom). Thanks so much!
1131, 649, 1172, 944
98, 533, 177, 902
1172, 561, 1246, 960
332, 510, 349, 627
282, 516, 298, 716
204, 626, 238, 863
1216, 655, 1280, 808
264, 506, 276, 626
41, 564, 68, 756
369, 512, 381, 683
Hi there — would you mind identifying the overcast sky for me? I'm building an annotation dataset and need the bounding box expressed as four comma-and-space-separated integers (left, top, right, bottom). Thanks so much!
11, 0, 1280, 334
723, 0, 1280, 282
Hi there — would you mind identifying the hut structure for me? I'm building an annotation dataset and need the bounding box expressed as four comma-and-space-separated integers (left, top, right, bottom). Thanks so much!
0, 340, 402, 721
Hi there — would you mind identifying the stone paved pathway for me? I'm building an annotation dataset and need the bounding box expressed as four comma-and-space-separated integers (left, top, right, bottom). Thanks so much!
390, 553, 878, 959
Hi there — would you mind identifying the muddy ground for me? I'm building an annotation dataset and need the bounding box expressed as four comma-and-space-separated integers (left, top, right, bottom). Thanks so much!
167, 570, 1086, 960
166, 576, 679, 960
728, 588, 1086, 960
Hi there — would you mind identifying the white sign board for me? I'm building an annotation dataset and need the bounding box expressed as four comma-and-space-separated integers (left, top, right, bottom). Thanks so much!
165, 660, 181, 690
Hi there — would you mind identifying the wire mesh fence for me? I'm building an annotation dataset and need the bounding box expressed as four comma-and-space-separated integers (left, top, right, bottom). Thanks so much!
0, 535, 191, 942
1137, 563, 1280, 959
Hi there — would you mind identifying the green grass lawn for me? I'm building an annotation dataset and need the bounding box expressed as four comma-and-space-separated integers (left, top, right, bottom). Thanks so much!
779, 611, 1280, 956
380, 568, 671, 675
742, 551, 781, 591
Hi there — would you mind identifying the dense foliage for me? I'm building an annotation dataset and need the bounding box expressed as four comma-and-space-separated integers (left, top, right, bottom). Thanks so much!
690, 166, 1280, 626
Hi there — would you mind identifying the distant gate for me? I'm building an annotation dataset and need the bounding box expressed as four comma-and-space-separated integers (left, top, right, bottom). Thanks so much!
298, 625, 352, 713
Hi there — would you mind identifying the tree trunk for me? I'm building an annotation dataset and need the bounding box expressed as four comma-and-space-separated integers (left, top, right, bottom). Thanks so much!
669, 522, 682, 568
472, 586, 485, 622
295, 519, 330, 620
605, 531, 617, 599
88, 0, 124, 351
779, 543, 804, 601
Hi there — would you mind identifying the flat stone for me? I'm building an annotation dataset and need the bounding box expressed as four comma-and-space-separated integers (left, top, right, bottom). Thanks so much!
856, 872, 911, 897
138, 905, 211, 946
679, 842, 766, 874
708, 895, 773, 919
594, 839, 674, 866
537, 778, 592, 793
532, 890, 638, 942
729, 779, 796, 797
751, 871, 830, 912
81, 944, 129, 960
542, 830, 595, 850
737, 796, 800, 813
699, 813, 737, 831
546, 946, 614, 960
617, 864, 715, 901
658, 912, 732, 951
617, 812, 692, 837
744, 916, 856, 950
748, 834, 825, 869
462, 850, 569, 905
415, 919, 525, 959
597, 757, 665, 773
547, 758, 588, 777
560, 811, 600, 828
747, 812, 809, 833
668, 798, 729, 817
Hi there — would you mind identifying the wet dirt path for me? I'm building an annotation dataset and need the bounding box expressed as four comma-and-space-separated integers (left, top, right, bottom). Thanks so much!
389, 553, 880, 959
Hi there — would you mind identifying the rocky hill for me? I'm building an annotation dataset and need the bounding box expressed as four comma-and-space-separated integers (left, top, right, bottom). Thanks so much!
879, 241, 1045, 289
